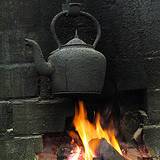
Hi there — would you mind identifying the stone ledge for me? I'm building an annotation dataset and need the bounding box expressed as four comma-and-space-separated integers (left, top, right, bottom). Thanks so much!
0, 135, 42, 160
0, 101, 12, 133
0, 98, 74, 135
148, 110, 160, 124
143, 125, 160, 156
11, 98, 74, 135
0, 63, 38, 99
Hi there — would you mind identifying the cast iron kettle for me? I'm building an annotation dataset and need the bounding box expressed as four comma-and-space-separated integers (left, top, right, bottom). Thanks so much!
25, 4, 106, 95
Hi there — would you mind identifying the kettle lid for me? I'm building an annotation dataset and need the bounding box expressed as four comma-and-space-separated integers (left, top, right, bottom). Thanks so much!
65, 30, 87, 46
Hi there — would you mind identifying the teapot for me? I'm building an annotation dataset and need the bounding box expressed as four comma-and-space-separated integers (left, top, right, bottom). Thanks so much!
25, 4, 106, 95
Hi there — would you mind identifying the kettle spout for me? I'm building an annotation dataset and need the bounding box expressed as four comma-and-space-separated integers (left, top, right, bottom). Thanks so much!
25, 38, 53, 76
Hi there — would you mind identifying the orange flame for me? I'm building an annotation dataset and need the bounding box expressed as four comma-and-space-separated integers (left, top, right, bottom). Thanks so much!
72, 101, 122, 160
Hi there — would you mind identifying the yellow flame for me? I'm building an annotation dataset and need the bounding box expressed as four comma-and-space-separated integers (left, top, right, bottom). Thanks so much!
72, 101, 122, 160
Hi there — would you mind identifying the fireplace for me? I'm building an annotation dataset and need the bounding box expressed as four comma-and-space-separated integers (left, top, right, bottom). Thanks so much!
0, 0, 160, 160
31, 2, 159, 160
35, 100, 152, 160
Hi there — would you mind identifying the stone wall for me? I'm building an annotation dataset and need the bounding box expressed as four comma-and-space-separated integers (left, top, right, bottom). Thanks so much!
0, 0, 74, 159
1, 0, 160, 159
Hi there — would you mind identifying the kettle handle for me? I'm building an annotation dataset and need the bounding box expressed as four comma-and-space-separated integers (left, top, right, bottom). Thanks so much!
51, 10, 101, 48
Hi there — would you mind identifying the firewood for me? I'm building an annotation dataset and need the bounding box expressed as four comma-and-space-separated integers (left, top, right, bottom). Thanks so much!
90, 138, 124, 160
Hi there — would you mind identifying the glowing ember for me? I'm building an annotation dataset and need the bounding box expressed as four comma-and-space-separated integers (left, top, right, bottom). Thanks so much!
67, 145, 83, 160
70, 101, 123, 160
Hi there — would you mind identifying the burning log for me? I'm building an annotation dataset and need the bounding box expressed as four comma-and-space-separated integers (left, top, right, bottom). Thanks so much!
64, 101, 153, 160
89, 139, 110, 159
57, 144, 72, 160
94, 139, 124, 160
56, 139, 124, 160
57, 143, 83, 160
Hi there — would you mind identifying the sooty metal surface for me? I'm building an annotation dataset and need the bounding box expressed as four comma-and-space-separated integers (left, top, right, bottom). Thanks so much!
25, 3, 106, 95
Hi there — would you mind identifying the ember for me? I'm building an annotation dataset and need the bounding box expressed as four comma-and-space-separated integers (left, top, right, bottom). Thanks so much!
67, 145, 83, 160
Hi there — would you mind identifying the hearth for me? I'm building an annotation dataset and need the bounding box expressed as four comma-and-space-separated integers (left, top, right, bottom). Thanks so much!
27, 2, 158, 160
1, 0, 160, 159
35, 100, 152, 160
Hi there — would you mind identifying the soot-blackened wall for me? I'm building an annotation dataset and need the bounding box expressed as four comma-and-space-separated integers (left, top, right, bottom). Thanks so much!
1, 0, 160, 159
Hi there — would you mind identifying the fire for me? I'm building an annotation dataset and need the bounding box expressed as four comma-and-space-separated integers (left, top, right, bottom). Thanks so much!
70, 101, 122, 160
68, 145, 82, 160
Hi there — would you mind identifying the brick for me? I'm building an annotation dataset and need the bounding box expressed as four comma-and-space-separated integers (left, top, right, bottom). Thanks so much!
147, 89, 160, 122
143, 125, 160, 156
0, 101, 12, 133
0, 63, 38, 99
12, 98, 74, 135
39, 76, 52, 99
0, 135, 42, 160
148, 110, 160, 124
